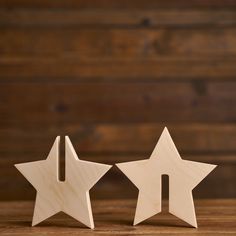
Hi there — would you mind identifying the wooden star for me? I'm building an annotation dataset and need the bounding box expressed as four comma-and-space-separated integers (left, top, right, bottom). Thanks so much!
15, 136, 111, 229
116, 127, 217, 228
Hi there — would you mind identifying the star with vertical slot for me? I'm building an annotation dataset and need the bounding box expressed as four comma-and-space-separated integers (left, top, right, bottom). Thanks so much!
116, 127, 217, 227
15, 136, 111, 229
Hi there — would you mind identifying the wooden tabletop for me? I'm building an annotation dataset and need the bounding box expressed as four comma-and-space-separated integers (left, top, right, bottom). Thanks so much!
0, 199, 235, 235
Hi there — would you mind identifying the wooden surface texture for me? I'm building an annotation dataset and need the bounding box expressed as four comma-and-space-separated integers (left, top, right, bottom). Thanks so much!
0, 199, 235, 235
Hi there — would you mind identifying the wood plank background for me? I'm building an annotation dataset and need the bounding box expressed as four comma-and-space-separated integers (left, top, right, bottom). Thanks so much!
0, 0, 236, 200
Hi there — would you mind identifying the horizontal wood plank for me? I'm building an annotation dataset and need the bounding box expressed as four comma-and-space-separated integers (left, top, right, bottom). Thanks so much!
2, 124, 236, 154
0, 58, 236, 80
1, 28, 236, 60
1, 0, 236, 9
1, 82, 236, 124
1, 9, 236, 27
1, 59, 236, 79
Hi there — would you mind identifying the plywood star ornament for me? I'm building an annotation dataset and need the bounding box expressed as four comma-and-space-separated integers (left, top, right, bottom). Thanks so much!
116, 127, 217, 228
15, 136, 111, 229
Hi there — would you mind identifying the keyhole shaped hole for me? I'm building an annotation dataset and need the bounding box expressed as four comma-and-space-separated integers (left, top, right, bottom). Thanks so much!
161, 174, 169, 212
59, 137, 65, 182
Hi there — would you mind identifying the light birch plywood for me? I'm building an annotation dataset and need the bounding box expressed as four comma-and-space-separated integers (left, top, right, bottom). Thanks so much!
116, 127, 217, 228
15, 136, 112, 229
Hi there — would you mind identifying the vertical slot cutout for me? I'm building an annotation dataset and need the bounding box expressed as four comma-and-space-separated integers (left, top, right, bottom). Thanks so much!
59, 137, 65, 182
161, 174, 169, 212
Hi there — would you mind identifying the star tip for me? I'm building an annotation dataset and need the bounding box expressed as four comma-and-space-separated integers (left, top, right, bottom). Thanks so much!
213, 164, 218, 169
14, 163, 21, 170
208, 163, 217, 172
115, 162, 130, 172
115, 162, 123, 169
55, 136, 61, 144
65, 136, 72, 144
102, 163, 112, 173
32, 215, 42, 227
107, 164, 113, 170
193, 223, 198, 228
163, 126, 170, 133
88, 221, 95, 229
189, 218, 198, 228
133, 220, 139, 226
31, 221, 37, 227
133, 215, 143, 226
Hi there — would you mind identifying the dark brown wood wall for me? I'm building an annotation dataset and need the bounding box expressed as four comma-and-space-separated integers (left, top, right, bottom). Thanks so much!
0, 0, 236, 200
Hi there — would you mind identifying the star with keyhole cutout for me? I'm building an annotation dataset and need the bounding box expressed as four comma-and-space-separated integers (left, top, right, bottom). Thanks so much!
116, 127, 217, 227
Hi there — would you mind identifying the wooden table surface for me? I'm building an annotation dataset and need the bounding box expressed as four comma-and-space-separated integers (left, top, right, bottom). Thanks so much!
0, 199, 235, 235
